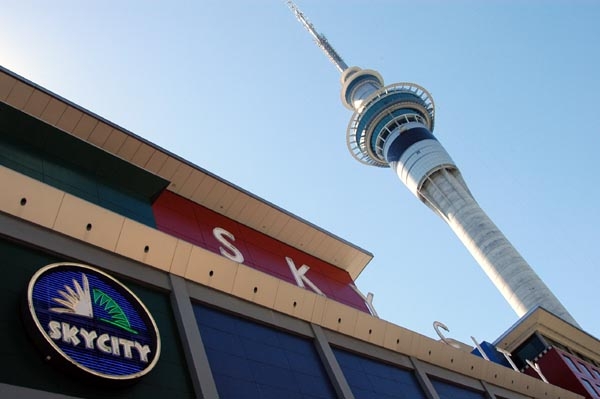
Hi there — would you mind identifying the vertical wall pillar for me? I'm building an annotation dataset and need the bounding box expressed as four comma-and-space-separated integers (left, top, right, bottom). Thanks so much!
310, 324, 356, 399
410, 357, 441, 399
169, 274, 219, 399
480, 381, 499, 399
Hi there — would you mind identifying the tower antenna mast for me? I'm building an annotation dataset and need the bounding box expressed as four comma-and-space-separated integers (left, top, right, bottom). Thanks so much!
286, 1, 348, 73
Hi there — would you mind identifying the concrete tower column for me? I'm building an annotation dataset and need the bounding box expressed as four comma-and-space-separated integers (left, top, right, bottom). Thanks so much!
420, 167, 576, 325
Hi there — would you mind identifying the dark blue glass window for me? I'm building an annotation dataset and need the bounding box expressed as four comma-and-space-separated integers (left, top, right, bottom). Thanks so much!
193, 304, 336, 399
333, 348, 426, 399
431, 378, 487, 399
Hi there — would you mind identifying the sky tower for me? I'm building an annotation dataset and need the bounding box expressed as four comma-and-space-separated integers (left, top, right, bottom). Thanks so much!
287, 1, 579, 327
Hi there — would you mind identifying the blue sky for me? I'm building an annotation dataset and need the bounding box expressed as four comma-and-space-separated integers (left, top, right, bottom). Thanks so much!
2, 0, 600, 345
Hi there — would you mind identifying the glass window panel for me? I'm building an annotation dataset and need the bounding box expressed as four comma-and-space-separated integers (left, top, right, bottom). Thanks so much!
193, 303, 336, 399
431, 378, 487, 399
580, 362, 594, 378
563, 355, 581, 373
333, 348, 427, 399
581, 379, 598, 397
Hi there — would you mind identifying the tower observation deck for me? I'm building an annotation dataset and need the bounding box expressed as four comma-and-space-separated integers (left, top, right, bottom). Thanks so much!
287, 1, 579, 327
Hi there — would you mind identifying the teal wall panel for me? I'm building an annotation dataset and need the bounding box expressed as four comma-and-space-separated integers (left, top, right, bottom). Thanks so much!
0, 103, 168, 227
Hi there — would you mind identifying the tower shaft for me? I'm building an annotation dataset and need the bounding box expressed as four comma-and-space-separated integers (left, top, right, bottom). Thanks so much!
383, 118, 579, 327
419, 167, 577, 326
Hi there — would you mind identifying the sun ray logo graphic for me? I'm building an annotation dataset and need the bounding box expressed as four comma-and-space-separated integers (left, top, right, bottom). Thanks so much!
50, 273, 137, 334
50, 273, 94, 318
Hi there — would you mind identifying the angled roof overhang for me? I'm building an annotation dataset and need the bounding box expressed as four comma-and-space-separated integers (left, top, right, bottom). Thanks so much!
0, 66, 373, 279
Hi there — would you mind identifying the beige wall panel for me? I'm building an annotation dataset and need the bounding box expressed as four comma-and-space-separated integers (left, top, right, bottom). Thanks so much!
131, 143, 155, 167
214, 186, 236, 214
536, 381, 563, 399
0, 166, 64, 228
320, 299, 359, 336
185, 246, 239, 294
331, 244, 352, 267
116, 136, 142, 161
277, 219, 308, 246
177, 170, 205, 198
170, 163, 194, 194
231, 266, 280, 309
353, 311, 387, 346
297, 228, 316, 250
273, 281, 316, 321
242, 202, 271, 232
157, 157, 181, 182
310, 295, 327, 325
191, 175, 218, 204
485, 365, 514, 391
103, 130, 127, 153
382, 322, 418, 357
436, 348, 469, 376
442, 350, 487, 380
200, 180, 229, 209
23, 90, 51, 117
185, 246, 218, 284
345, 260, 360, 280
56, 106, 83, 133
88, 122, 112, 147
545, 384, 581, 399
348, 253, 372, 279
116, 218, 177, 272
145, 150, 168, 173
338, 249, 360, 270
170, 239, 194, 277
291, 224, 312, 249
221, 191, 248, 220
412, 334, 450, 365
305, 231, 327, 258
72, 113, 98, 141
0, 73, 16, 100
5, 81, 33, 109
539, 382, 569, 399
464, 355, 490, 383
483, 363, 546, 396
503, 371, 539, 397
53, 194, 125, 252
40, 98, 67, 125
315, 239, 343, 265
295, 291, 319, 322
258, 210, 290, 237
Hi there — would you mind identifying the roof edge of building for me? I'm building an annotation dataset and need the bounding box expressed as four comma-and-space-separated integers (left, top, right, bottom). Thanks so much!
0, 65, 373, 279
494, 307, 600, 364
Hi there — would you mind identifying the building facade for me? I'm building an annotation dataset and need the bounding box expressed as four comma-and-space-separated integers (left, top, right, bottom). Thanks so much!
0, 66, 589, 398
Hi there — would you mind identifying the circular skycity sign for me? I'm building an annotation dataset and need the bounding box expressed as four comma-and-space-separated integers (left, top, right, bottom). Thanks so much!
25, 263, 161, 382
